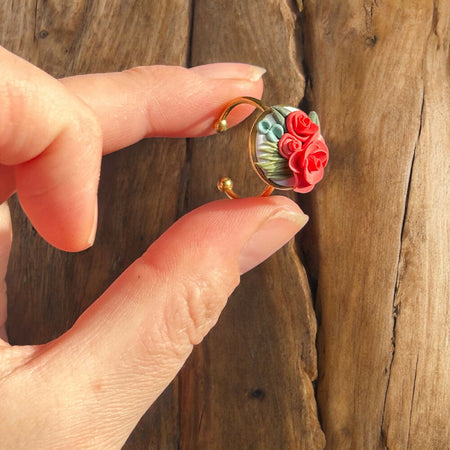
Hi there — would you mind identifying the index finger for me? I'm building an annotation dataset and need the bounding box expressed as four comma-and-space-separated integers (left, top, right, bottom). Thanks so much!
0, 51, 264, 251
60, 63, 265, 154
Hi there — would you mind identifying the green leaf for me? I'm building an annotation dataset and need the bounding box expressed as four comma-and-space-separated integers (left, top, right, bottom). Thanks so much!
309, 111, 320, 130
259, 141, 279, 153
257, 154, 286, 162
272, 105, 292, 118
256, 140, 293, 182
271, 108, 286, 129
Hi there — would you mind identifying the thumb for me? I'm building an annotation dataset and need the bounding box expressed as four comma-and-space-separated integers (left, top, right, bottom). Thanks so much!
3, 196, 307, 448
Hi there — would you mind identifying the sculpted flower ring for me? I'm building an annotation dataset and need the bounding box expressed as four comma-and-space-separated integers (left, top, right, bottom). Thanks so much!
215, 97, 329, 199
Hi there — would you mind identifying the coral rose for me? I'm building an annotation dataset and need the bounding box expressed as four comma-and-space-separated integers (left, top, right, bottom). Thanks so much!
288, 138, 329, 193
286, 110, 320, 143
278, 133, 302, 159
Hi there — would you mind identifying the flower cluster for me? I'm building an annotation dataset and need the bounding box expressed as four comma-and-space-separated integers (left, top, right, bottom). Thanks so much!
278, 110, 329, 193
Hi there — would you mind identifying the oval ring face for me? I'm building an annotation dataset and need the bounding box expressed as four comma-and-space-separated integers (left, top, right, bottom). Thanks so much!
250, 106, 299, 189
250, 105, 328, 194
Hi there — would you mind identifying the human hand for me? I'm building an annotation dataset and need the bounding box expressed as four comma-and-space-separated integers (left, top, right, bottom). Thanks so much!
0, 47, 308, 447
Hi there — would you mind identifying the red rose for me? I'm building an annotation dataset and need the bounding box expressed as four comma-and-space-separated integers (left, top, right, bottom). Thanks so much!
286, 110, 320, 143
288, 138, 329, 193
278, 133, 302, 159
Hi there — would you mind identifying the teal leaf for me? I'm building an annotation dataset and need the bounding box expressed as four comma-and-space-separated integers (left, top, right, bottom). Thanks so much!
272, 124, 284, 139
266, 123, 284, 143
257, 118, 271, 134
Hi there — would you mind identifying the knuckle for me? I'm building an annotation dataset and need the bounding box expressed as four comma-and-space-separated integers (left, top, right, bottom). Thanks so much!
74, 102, 103, 150
120, 65, 189, 137
168, 267, 239, 348
136, 247, 240, 361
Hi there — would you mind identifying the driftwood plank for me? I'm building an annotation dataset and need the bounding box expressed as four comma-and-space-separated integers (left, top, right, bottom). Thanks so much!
382, 2, 450, 446
301, 0, 450, 447
181, 1, 324, 448
1, 1, 190, 448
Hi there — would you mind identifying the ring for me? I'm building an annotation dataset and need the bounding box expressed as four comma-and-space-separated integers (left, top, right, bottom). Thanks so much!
215, 97, 329, 199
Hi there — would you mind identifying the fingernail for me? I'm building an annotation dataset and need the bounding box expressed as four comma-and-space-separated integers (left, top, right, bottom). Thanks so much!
190, 63, 266, 82
239, 208, 309, 275
87, 203, 98, 247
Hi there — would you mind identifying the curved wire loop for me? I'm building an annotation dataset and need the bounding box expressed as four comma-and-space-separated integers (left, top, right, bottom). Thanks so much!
214, 96, 275, 199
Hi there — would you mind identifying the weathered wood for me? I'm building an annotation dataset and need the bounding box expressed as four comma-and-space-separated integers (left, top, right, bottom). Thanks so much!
181, 1, 324, 448
180, 245, 324, 449
381, 2, 450, 446
301, 0, 450, 448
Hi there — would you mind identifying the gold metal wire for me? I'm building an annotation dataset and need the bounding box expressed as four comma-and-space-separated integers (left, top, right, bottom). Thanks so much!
215, 96, 290, 199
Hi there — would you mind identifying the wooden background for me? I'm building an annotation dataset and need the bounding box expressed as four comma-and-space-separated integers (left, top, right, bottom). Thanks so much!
1, 0, 449, 448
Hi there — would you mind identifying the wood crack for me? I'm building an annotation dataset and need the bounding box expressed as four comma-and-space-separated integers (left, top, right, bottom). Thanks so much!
186, 0, 196, 68
281, 0, 306, 103
380, 86, 425, 447
33, 0, 38, 42
295, 0, 314, 99
291, 1, 326, 444
176, 0, 195, 222
432, 0, 439, 38
379, 3, 436, 443
406, 355, 419, 449
364, 0, 379, 35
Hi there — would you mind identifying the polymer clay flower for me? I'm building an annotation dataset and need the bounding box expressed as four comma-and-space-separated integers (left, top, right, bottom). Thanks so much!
286, 110, 320, 143
254, 105, 328, 194
288, 137, 328, 193
278, 133, 302, 159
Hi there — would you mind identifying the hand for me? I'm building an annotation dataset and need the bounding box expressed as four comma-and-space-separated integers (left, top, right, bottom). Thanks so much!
0, 47, 308, 447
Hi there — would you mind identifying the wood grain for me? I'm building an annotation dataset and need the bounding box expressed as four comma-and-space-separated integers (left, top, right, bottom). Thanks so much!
301, 0, 450, 448
382, 2, 450, 446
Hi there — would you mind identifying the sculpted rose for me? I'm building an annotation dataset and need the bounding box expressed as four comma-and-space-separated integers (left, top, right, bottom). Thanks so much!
286, 110, 320, 143
278, 133, 302, 159
288, 138, 329, 193
259, 107, 328, 193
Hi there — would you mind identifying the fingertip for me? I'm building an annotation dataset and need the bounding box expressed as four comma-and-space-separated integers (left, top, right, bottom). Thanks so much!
17, 194, 98, 252
189, 62, 265, 133
13, 99, 102, 252
147, 195, 306, 276
15, 158, 99, 252
189, 62, 266, 82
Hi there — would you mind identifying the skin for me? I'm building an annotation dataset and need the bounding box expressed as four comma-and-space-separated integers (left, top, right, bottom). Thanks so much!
0, 47, 308, 448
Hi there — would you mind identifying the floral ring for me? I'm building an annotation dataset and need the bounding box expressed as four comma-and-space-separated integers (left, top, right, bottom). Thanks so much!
215, 97, 329, 199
